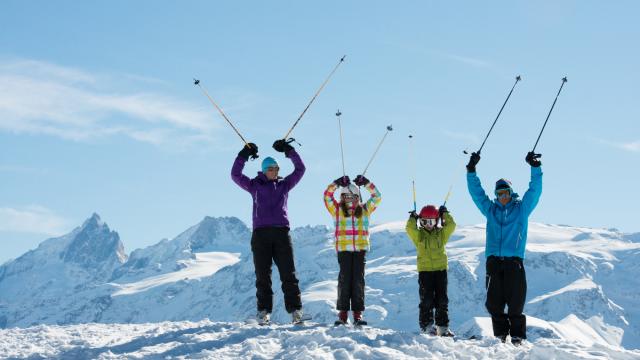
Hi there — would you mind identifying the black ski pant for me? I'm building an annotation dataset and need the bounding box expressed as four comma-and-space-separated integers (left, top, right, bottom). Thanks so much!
418, 270, 449, 328
485, 256, 527, 339
336, 251, 366, 312
251, 227, 301, 313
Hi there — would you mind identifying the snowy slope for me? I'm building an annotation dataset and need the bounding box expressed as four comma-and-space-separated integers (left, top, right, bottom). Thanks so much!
1, 320, 639, 359
1, 214, 640, 356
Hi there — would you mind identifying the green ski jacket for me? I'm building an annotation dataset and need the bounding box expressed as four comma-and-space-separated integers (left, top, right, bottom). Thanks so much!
405, 212, 456, 272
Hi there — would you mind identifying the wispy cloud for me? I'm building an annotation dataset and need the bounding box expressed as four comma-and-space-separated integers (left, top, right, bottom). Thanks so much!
442, 129, 480, 145
0, 58, 222, 146
0, 206, 69, 236
597, 138, 640, 153
444, 53, 492, 69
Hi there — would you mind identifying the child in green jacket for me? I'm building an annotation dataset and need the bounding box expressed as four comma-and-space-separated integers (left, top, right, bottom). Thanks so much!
406, 205, 456, 336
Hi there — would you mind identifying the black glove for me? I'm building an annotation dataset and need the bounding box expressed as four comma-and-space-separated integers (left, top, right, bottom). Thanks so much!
466, 152, 480, 172
526, 151, 541, 167
238, 143, 258, 160
354, 175, 370, 186
333, 176, 351, 187
409, 210, 419, 219
438, 205, 448, 214
273, 139, 294, 154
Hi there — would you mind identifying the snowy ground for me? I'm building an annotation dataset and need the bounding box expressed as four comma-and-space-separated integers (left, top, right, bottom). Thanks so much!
1, 320, 639, 360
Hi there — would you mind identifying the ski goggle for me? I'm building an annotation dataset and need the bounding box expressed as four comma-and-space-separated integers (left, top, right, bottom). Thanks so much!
495, 189, 511, 199
341, 193, 359, 201
420, 218, 438, 227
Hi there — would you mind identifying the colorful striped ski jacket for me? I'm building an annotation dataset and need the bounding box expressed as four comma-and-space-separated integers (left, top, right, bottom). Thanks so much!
323, 182, 382, 252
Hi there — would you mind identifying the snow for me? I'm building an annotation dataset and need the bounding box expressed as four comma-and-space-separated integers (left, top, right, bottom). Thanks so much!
1, 320, 639, 359
110, 252, 241, 296
2, 214, 640, 358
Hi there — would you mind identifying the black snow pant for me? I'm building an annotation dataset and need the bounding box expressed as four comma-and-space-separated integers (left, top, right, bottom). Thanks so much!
418, 270, 449, 328
251, 227, 302, 313
485, 256, 527, 339
336, 251, 366, 312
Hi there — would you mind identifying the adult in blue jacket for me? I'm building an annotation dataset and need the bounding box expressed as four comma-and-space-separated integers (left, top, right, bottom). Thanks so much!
466, 151, 542, 345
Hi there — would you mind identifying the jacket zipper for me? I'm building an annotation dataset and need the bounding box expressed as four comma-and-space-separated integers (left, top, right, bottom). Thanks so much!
351, 213, 356, 251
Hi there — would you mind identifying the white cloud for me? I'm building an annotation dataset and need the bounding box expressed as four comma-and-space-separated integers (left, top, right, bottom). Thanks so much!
0, 58, 219, 146
620, 141, 640, 152
442, 129, 480, 145
444, 53, 491, 68
0, 206, 69, 236
597, 138, 640, 153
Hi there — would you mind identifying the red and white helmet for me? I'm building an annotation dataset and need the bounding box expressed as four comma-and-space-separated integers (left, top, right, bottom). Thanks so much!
419, 205, 439, 219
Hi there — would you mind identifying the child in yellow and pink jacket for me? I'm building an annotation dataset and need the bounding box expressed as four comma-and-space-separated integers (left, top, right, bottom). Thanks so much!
323, 174, 381, 326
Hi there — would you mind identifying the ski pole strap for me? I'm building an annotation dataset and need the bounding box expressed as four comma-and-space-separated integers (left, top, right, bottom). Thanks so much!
283, 55, 346, 140
532, 77, 567, 152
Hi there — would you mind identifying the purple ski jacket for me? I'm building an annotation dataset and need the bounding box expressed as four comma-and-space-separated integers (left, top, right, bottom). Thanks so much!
231, 149, 305, 230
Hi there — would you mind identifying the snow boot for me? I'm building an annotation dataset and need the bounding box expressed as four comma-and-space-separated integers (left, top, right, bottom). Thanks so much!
421, 324, 437, 335
511, 336, 524, 346
292, 309, 305, 324
353, 311, 367, 326
436, 326, 455, 337
334, 311, 348, 326
257, 310, 270, 325
497, 334, 507, 343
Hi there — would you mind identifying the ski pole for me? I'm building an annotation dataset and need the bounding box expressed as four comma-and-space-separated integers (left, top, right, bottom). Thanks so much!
194, 79, 252, 149
531, 77, 568, 155
442, 184, 453, 207
336, 110, 346, 177
465, 75, 521, 155
409, 134, 417, 212
361, 125, 393, 176
282, 55, 346, 140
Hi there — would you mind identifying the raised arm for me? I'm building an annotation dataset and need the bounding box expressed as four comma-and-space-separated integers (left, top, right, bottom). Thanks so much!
354, 175, 381, 214
231, 156, 252, 192
441, 211, 457, 245
467, 171, 492, 217
231, 143, 258, 192
405, 216, 421, 247
283, 149, 306, 190
521, 166, 543, 216
323, 182, 339, 217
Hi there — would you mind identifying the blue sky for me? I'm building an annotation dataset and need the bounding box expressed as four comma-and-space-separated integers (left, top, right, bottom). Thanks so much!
1, 1, 638, 263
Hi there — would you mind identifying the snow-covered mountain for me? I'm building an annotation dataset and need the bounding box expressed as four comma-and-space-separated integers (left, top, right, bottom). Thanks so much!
1, 214, 639, 355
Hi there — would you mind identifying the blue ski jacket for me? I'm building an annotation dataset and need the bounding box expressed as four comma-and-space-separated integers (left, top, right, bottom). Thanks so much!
467, 166, 542, 259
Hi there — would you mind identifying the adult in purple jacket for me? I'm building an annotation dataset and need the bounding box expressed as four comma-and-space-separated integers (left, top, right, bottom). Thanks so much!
231, 139, 306, 324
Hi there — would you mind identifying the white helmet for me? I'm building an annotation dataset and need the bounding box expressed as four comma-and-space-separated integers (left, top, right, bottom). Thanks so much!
339, 184, 361, 199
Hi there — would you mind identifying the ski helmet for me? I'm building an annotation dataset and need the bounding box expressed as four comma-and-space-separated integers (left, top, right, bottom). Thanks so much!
340, 184, 361, 199
419, 205, 439, 219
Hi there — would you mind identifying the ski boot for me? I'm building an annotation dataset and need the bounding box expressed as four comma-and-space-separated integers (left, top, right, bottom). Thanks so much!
511, 336, 524, 346
436, 326, 455, 337
257, 310, 271, 325
353, 311, 367, 327
334, 310, 348, 326
292, 309, 305, 324
497, 334, 508, 343
420, 324, 437, 336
